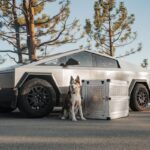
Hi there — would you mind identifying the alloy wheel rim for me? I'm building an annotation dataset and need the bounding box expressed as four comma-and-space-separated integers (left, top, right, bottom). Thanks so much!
27, 85, 50, 110
137, 89, 148, 107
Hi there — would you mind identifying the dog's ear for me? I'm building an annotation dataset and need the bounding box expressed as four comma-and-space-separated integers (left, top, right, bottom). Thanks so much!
75, 76, 80, 84
70, 76, 74, 84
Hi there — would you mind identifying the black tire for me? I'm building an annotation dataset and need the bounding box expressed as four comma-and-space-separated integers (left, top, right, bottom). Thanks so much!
0, 107, 16, 113
130, 84, 149, 111
18, 78, 55, 118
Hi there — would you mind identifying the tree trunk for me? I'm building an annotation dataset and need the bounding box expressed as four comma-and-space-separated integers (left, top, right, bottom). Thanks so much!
12, 0, 23, 63
108, 10, 113, 56
23, 0, 31, 60
29, 0, 37, 61
23, 0, 36, 62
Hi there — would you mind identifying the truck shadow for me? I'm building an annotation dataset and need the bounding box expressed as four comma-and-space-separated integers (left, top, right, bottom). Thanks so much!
0, 108, 30, 118
0, 108, 150, 119
0, 111, 25, 118
0, 109, 61, 119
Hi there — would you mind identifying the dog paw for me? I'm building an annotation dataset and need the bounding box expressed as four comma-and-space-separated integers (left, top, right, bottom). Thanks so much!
72, 118, 77, 122
61, 116, 66, 120
81, 117, 86, 121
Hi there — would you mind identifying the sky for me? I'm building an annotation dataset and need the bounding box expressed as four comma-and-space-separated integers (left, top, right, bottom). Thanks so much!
0, 0, 150, 68
69, 0, 150, 67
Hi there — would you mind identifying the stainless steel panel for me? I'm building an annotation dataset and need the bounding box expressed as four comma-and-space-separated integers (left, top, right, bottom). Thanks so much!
11, 49, 150, 110
14, 50, 150, 96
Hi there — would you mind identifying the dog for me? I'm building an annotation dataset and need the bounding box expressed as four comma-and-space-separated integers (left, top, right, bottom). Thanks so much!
61, 76, 86, 121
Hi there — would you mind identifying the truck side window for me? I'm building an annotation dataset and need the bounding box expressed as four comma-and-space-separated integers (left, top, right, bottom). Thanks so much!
40, 56, 66, 66
93, 54, 120, 68
66, 52, 93, 67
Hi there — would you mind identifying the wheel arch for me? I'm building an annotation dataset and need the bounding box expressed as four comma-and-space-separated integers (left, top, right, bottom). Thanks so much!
129, 79, 150, 96
16, 72, 61, 105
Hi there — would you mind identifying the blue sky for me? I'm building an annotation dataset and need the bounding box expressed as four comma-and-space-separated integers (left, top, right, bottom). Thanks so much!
0, 0, 150, 68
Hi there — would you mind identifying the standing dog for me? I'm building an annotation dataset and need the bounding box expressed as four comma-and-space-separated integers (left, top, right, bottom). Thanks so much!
61, 76, 86, 121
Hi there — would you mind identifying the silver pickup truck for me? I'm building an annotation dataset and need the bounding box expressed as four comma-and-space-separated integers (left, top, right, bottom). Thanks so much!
0, 49, 149, 117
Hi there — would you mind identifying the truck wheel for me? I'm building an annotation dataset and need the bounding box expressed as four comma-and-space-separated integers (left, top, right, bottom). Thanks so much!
130, 84, 149, 111
18, 78, 55, 118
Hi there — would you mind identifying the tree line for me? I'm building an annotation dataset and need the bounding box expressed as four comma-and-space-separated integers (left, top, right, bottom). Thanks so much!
0, 0, 144, 66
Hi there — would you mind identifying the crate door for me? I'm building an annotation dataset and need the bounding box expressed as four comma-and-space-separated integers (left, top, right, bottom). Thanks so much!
82, 81, 106, 119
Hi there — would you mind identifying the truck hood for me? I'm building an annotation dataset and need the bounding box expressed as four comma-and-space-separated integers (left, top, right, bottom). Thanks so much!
118, 60, 147, 72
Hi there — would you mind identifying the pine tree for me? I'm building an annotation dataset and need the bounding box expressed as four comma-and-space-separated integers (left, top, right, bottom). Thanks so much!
33, 0, 81, 61
85, 0, 141, 57
0, 0, 81, 62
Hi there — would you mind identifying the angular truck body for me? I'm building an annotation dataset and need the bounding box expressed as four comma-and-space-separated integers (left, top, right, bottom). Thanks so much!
0, 50, 149, 117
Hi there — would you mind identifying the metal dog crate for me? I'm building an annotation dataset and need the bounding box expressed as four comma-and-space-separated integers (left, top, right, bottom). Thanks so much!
82, 79, 129, 120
